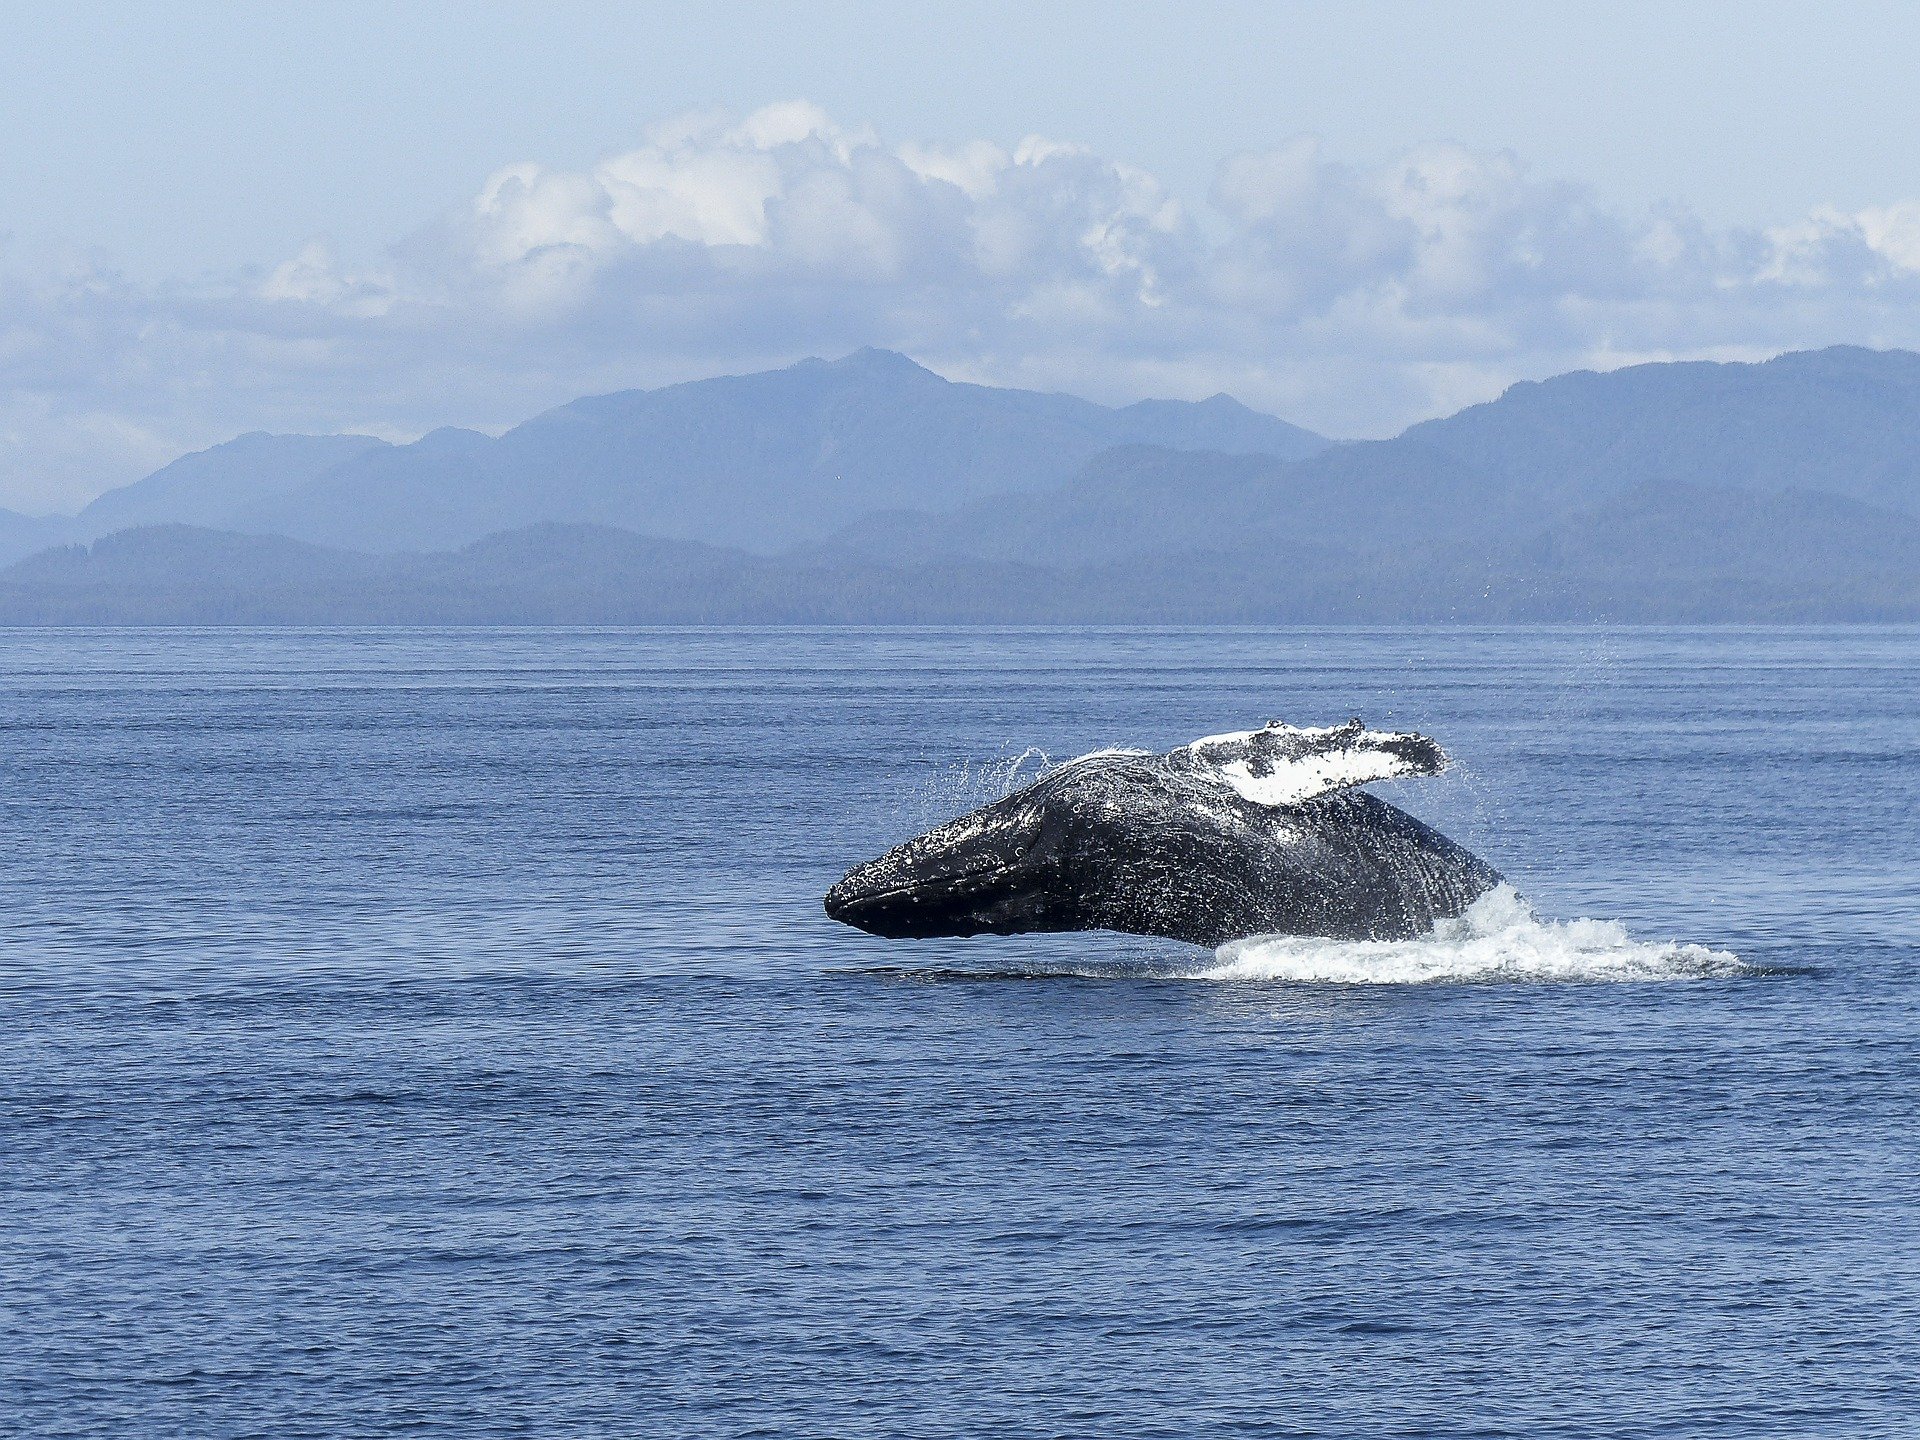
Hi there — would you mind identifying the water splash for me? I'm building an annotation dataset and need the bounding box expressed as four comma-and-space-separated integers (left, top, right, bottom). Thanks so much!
1199, 885, 1742, 985
903, 744, 1056, 831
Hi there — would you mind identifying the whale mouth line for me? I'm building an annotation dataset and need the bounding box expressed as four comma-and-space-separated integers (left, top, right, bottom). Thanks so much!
828, 859, 1014, 911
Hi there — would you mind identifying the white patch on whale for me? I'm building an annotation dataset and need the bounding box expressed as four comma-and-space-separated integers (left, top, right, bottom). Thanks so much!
1186, 718, 1446, 807
1049, 721, 1442, 809
1198, 885, 1744, 984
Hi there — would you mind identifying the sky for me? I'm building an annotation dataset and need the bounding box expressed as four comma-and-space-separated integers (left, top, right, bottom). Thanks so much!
7, 0, 1920, 511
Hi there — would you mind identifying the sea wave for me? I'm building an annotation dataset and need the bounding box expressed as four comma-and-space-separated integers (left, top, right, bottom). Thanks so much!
1199, 884, 1742, 985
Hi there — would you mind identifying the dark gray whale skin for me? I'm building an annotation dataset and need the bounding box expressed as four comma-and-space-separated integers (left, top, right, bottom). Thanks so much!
825, 750, 1503, 947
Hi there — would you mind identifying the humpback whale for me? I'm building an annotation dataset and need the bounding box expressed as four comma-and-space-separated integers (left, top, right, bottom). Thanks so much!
825, 720, 1502, 947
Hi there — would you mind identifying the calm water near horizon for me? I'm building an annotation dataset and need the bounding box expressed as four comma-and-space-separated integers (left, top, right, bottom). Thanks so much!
4, 626, 1917, 1437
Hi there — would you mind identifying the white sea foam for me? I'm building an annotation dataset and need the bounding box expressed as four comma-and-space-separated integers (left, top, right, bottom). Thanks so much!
1198, 885, 1743, 985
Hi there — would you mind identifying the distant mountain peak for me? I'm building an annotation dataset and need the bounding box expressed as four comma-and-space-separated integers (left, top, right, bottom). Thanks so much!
412, 426, 492, 449
218, 428, 385, 451
1490, 343, 1920, 405
1760, 343, 1920, 380
1117, 392, 1266, 417
820, 347, 939, 378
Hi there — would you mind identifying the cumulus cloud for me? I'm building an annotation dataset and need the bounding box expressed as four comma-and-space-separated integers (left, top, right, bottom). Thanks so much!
9, 101, 1920, 510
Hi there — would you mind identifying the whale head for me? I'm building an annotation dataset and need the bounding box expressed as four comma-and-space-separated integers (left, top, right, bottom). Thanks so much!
823, 762, 1092, 939
823, 750, 1273, 941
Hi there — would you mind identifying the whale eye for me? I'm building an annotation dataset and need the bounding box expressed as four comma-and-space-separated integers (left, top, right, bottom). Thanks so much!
1000, 805, 1046, 859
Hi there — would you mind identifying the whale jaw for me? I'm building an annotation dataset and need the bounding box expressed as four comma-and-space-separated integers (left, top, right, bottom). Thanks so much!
822, 853, 1003, 937
823, 857, 1059, 939
824, 800, 1061, 939
823, 865, 1016, 938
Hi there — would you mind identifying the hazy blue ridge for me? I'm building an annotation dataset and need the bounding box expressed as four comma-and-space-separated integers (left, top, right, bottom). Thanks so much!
7, 478, 1920, 623
1403, 344, 1920, 518
76, 432, 392, 534
828, 346, 1920, 571
223, 348, 1331, 554
0, 432, 393, 569
7, 343, 1920, 621
0, 507, 71, 569
823, 440, 1521, 566
0, 523, 1049, 625
0, 350, 1327, 567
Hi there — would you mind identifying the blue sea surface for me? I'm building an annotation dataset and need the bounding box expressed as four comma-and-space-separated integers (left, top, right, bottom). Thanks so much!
3, 626, 1917, 1438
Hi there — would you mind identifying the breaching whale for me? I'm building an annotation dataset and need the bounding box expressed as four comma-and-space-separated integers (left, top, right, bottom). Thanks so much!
824, 720, 1502, 947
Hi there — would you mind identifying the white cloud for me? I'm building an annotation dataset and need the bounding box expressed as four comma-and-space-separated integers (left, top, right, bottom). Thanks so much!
9, 101, 1920, 510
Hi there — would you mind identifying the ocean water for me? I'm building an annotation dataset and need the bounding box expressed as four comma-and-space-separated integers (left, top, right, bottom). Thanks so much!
3, 626, 1917, 1439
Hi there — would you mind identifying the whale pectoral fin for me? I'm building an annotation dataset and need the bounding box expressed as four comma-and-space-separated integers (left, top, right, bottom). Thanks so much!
1180, 718, 1449, 807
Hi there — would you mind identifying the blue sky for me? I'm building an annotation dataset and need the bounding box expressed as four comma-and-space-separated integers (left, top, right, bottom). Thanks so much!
7, 0, 1920, 509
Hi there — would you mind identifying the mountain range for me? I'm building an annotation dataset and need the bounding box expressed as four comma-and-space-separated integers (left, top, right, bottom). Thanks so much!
0, 347, 1325, 565
3, 344, 1919, 623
